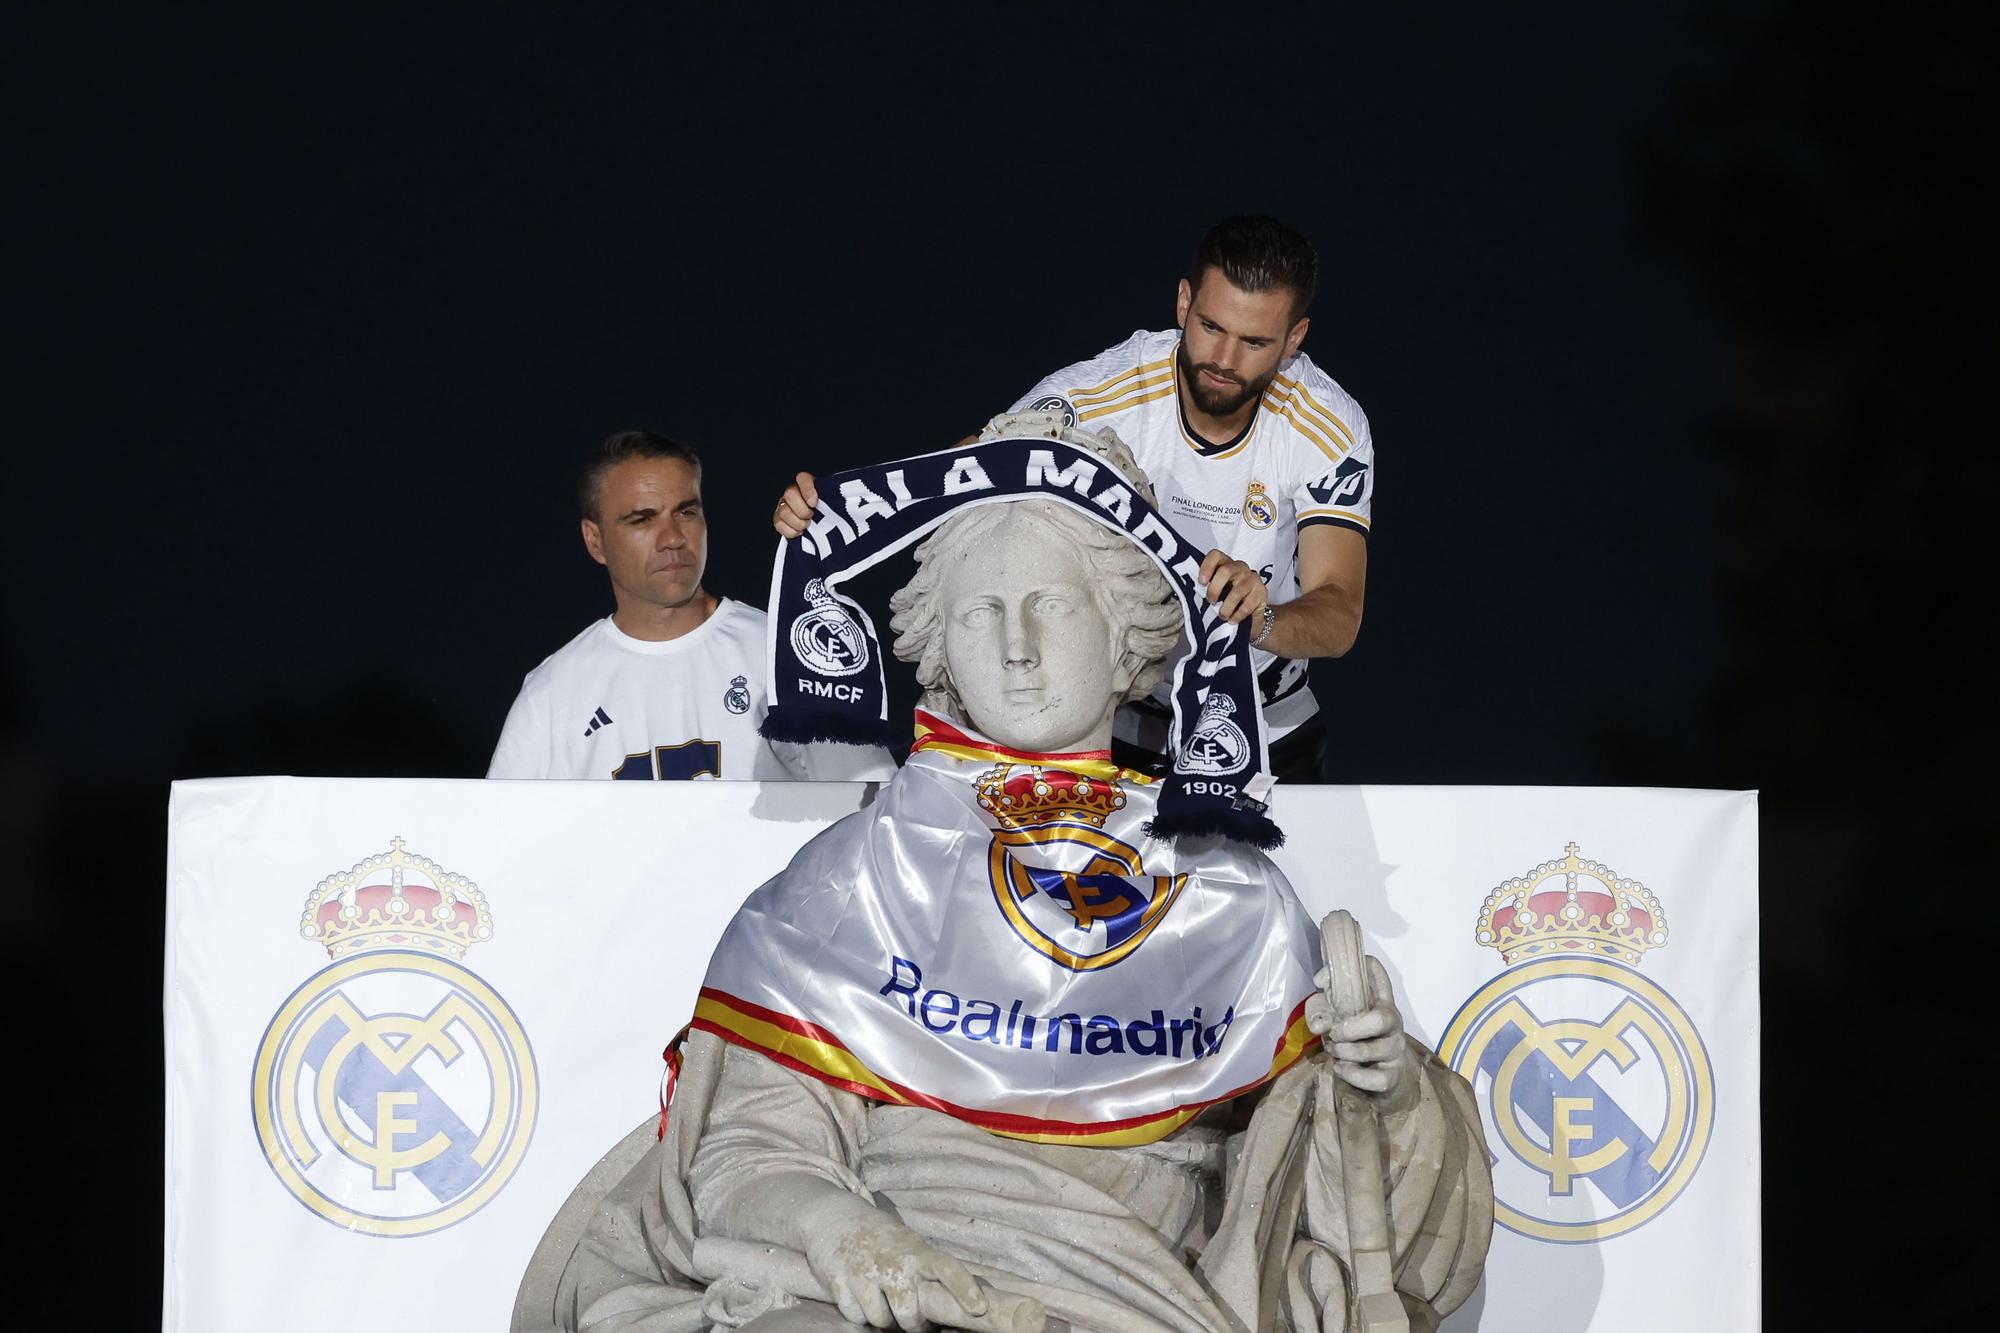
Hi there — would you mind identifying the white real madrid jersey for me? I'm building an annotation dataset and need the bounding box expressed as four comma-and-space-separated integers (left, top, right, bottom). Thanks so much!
488, 599, 898, 782
1010, 329, 1375, 746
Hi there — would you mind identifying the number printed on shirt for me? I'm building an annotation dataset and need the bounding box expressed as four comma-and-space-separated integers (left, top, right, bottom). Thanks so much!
614, 740, 722, 780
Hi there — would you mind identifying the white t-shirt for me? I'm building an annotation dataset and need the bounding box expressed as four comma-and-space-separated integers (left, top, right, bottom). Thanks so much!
1010, 330, 1374, 749
488, 599, 898, 781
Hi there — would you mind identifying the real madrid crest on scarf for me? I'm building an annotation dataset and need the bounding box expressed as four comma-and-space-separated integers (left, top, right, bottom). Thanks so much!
1180, 694, 1251, 776
789, 579, 869, 678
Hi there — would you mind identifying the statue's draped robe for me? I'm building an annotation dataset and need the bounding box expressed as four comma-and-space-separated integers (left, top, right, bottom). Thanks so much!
547, 726, 1491, 1331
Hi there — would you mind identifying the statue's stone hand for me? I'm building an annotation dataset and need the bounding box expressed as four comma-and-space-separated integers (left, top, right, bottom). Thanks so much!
798, 1198, 989, 1331
1305, 953, 1420, 1116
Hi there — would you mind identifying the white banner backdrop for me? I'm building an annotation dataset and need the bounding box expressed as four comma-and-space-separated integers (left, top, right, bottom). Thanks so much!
164, 777, 1757, 1333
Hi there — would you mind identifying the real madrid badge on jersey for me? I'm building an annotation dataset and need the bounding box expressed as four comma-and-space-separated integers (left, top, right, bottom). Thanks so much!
723, 675, 751, 715
1242, 480, 1276, 530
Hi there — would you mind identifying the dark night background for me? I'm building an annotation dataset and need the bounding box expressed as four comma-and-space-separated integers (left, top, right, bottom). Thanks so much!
5, 2, 1987, 1325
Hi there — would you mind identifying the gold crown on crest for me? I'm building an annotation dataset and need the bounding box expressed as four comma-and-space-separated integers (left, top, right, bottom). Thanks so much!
974, 763, 1127, 829
299, 836, 493, 960
1475, 842, 1667, 967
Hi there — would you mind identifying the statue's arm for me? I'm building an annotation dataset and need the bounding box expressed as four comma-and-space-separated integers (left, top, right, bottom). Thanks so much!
1295, 933, 1493, 1324
686, 1039, 874, 1248
688, 1042, 994, 1330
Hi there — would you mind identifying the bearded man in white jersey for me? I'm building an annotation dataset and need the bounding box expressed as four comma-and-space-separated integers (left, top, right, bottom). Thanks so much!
775, 216, 1371, 782
492, 430, 895, 782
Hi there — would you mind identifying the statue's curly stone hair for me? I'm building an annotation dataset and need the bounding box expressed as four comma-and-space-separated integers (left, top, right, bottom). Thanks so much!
888, 415, 1182, 722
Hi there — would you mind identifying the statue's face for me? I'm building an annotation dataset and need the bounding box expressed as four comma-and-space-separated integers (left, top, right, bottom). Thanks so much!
937, 508, 1124, 753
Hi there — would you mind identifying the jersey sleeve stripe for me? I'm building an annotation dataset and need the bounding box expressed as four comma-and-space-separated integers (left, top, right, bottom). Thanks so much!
1077, 381, 1176, 422
1260, 381, 1335, 440
1298, 514, 1371, 536
1275, 375, 1359, 449
1069, 356, 1173, 404
1261, 394, 1346, 462
1071, 367, 1173, 410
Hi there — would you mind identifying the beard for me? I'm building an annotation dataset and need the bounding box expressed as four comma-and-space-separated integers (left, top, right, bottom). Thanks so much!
1177, 339, 1277, 420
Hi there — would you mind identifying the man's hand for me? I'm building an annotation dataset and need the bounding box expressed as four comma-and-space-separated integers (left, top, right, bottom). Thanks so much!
1305, 954, 1419, 1116
1198, 548, 1269, 625
775, 471, 819, 538
802, 1204, 988, 1331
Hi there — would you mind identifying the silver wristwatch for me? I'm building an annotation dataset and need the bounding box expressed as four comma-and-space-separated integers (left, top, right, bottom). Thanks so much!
1251, 604, 1277, 646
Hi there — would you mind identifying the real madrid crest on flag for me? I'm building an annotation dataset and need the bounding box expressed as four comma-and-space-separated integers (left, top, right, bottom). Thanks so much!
973, 761, 1188, 972
1439, 843, 1714, 1243
250, 837, 538, 1237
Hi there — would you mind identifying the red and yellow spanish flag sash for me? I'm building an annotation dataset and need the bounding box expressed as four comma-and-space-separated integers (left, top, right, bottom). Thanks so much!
691, 711, 1321, 1147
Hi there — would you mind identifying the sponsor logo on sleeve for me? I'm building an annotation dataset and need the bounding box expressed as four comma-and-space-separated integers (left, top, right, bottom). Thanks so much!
1304, 456, 1370, 509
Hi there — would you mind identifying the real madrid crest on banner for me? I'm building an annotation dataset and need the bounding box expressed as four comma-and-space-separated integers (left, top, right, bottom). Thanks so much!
250, 837, 538, 1237
1439, 843, 1713, 1243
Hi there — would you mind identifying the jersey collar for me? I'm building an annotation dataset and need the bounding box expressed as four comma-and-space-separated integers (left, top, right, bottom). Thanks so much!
1172, 342, 1258, 459
601, 597, 735, 655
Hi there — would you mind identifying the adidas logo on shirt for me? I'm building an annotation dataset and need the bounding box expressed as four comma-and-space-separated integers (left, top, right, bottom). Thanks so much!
582, 706, 613, 737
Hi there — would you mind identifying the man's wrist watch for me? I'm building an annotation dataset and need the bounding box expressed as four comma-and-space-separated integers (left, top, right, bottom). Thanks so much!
1251, 604, 1277, 647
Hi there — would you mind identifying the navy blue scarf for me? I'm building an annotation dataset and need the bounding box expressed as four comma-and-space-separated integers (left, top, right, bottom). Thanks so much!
761, 436, 1283, 848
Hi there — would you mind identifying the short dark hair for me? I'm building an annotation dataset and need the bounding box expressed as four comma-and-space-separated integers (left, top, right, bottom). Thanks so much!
578, 429, 701, 521
1189, 214, 1319, 317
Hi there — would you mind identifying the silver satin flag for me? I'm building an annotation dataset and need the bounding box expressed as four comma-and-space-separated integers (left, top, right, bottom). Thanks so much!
693, 711, 1322, 1146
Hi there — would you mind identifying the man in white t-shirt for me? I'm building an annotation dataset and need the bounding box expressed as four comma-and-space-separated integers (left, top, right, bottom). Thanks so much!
492, 430, 896, 782
774, 216, 1370, 781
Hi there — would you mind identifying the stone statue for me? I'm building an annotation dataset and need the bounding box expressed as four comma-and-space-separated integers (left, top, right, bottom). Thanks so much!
522, 421, 1492, 1333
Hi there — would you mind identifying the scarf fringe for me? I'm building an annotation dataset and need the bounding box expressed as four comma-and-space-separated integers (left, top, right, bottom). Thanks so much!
759, 712, 892, 748
1145, 809, 1287, 850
